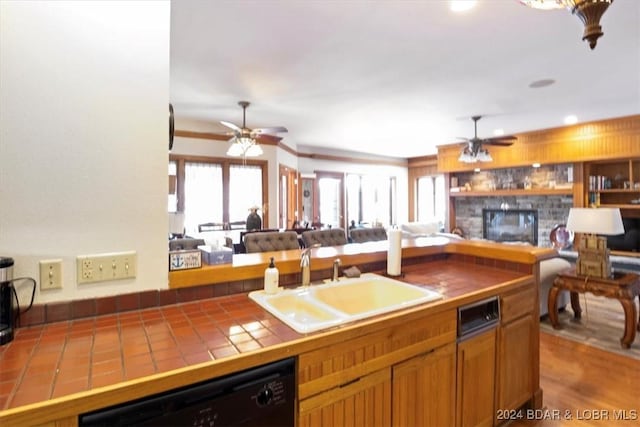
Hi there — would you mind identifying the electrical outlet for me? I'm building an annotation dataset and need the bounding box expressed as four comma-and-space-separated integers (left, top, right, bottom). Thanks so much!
77, 251, 137, 284
40, 259, 63, 290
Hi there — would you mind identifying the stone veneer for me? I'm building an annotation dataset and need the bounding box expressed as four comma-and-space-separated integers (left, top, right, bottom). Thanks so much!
452, 164, 574, 248
454, 164, 572, 192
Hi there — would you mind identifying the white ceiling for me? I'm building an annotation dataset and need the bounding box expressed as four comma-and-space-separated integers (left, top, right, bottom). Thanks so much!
170, 0, 640, 159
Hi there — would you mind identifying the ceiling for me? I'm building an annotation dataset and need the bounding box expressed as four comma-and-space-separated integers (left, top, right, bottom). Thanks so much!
170, 0, 640, 159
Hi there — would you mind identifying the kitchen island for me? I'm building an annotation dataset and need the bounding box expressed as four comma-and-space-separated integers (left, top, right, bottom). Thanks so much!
0, 238, 556, 426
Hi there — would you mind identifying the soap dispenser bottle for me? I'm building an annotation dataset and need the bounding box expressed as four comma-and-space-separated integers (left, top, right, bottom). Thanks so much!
264, 257, 279, 294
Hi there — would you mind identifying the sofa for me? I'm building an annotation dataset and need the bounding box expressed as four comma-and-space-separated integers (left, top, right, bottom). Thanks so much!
244, 231, 301, 253
400, 221, 440, 238
302, 228, 348, 248
539, 257, 571, 316
349, 227, 387, 243
169, 238, 205, 251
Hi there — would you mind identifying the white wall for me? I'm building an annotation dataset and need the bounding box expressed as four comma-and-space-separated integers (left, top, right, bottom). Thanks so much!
0, 1, 171, 303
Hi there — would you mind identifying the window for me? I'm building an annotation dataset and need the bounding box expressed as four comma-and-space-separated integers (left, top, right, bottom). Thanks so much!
346, 173, 396, 227
346, 174, 362, 225
169, 155, 267, 235
417, 174, 445, 228
318, 175, 342, 228
229, 164, 263, 223
184, 162, 223, 234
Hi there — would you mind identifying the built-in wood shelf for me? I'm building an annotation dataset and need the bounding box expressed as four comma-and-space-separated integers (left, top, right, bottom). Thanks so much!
591, 189, 640, 194
449, 188, 573, 198
597, 204, 640, 210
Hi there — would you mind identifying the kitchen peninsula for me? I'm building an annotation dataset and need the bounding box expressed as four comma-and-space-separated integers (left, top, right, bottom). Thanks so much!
0, 239, 556, 426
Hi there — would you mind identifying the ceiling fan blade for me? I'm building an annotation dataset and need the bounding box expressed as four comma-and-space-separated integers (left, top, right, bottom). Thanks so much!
220, 120, 242, 132
252, 126, 288, 134
255, 134, 283, 143
482, 137, 516, 147
489, 135, 517, 141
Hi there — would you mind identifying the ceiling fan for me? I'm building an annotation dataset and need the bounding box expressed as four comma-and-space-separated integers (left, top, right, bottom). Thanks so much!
220, 100, 288, 144
458, 116, 516, 163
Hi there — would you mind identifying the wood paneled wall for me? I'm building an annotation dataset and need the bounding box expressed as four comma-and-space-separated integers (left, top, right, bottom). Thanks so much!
436, 115, 640, 173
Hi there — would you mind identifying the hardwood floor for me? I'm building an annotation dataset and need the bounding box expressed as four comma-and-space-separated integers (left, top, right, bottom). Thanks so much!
508, 331, 639, 426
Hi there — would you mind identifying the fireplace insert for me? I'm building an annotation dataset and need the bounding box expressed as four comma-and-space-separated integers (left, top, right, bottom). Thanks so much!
483, 209, 538, 246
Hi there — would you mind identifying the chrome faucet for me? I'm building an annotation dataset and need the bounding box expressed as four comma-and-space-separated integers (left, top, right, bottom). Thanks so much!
300, 247, 312, 287
332, 258, 341, 282
301, 244, 322, 286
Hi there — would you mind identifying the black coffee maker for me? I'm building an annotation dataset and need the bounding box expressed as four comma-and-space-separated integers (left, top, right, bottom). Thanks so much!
1, 257, 36, 345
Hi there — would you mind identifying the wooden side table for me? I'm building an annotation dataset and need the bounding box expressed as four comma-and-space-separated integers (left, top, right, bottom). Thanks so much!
548, 268, 640, 349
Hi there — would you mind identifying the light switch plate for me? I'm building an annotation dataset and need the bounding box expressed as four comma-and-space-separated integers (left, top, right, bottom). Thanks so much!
40, 259, 63, 290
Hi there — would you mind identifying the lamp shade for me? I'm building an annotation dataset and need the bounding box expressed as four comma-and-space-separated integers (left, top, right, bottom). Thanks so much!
566, 207, 624, 235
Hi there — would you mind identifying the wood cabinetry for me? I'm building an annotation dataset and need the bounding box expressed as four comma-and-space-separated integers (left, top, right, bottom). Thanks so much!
297, 309, 457, 427
456, 329, 497, 427
496, 286, 536, 417
299, 368, 392, 427
453, 283, 538, 427
585, 158, 640, 212
392, 343, 456, 427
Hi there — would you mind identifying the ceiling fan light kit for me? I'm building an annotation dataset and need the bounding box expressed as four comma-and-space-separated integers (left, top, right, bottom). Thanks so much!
226, 136, 264, 157
519, 0, 613, 49
223, 100, 287, 158
458, 147, 493, 164
457, 116, 516, 164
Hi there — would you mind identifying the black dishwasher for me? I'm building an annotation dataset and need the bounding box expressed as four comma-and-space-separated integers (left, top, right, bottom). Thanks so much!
79, 357, 295, 427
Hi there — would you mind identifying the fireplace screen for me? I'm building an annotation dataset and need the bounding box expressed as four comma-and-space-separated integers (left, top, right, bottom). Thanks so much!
482, 209, 538, 246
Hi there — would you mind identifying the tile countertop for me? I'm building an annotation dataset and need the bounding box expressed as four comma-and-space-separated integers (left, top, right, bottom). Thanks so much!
0, 259, 528, 412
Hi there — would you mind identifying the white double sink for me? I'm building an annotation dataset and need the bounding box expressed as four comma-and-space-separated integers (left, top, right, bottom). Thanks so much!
249, 273, 443, 333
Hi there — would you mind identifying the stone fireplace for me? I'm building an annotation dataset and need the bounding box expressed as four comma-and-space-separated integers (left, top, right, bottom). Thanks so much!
454, 195, 573, 247
483, 208, 538, 245
451, 164, 574, 247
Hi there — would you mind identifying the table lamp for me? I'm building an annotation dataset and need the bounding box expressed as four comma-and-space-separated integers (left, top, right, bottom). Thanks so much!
566, 207, 624, 278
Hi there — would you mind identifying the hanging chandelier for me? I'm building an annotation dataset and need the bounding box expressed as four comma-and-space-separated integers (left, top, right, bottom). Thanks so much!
518, 0, 614, 49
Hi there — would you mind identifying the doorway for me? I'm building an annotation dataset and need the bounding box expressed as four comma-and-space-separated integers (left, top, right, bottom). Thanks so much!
315, 171, 345, 229
279, 164, 299, 229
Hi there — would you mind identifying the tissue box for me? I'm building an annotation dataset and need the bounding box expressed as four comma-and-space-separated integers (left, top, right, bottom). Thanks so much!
198, 245, 233, 265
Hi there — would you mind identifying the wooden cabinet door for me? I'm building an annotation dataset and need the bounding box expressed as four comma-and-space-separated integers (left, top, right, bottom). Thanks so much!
456, 329, 496, 427
299, 368, 391, 427
392, 342, 456, 427
496, 313, 534, 413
